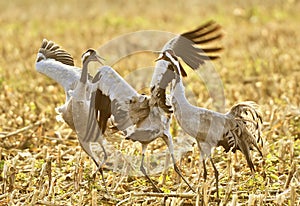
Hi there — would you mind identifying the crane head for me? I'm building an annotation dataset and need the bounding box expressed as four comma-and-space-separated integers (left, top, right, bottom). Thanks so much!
155, 49, 187, 77
81, 49, 105, 66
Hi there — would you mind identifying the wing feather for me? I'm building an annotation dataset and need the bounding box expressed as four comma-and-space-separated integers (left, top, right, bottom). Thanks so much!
94, 85, 112, 135
180, 20, 219, 39
38, 39, 75, 66
84, 66, 145, 144
151, 21, 223, 112
170, 20, 223, 70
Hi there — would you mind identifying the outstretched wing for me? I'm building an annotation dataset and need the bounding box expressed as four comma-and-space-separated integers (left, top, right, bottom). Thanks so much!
167, 20, 223, 70
151, 21, 223, 112
37, 39, 75, 66
35, 39, 84, 102
84, 66, 150, 144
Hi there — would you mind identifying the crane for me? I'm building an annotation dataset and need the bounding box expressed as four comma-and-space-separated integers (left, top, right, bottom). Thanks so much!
36, 42, 110, 190
155, 49, 263, 199
35, 20, 223, 192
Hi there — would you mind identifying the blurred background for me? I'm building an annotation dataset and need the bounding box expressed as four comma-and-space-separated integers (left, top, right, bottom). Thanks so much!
0, 0, 299, 205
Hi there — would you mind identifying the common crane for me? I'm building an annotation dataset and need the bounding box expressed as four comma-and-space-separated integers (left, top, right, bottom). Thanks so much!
155, 49, 263, 198
36, 39, 81, 130
36, 42, 110, 190
35, 20, 223, 192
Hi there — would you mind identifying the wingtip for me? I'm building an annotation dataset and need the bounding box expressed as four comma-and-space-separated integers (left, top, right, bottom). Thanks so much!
170, 20, 224, 71
37, 39, 75, 66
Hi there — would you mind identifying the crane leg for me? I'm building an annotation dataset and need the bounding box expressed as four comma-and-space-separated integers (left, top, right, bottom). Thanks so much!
92, 145, 108, 193
162, 134, 195, 192
197, 142, 207, 182
202, 159, 207, 181
172, 158, 195, 192
99, 144, 108, 193
140, 145, 163, 193
210, 158, 219, 200
201, 159, 208, 206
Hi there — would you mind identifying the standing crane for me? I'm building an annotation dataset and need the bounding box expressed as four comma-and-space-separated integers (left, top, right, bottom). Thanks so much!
36, 42, 110, 190
154, 49, 263, 199
36, 39, 81, 130
35, 20, 223, 192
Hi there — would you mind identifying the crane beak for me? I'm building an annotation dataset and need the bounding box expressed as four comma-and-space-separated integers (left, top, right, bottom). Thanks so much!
95, 54, 105, 65
155, 57, 163, 62
155, 53, 164, 62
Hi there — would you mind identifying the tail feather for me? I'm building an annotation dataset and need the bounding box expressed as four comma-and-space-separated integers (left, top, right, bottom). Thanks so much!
235, 130, 256, 172
229, 101, 263, 147
129, 95, 151, 125
221, 101, 263, 171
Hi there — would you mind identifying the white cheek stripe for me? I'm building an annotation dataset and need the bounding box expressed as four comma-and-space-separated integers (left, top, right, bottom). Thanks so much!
165, 52, 181, 75
82, 51, 91, 62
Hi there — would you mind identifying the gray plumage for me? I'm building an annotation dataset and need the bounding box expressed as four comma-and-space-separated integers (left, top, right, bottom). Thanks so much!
34, 20, 223, 192
156, 49, 263, 198
150, 20, 223, 113
84, 21, 223, 192
35, 39, 190, 192
85, 63, 186, 193
36, 39, 82, 129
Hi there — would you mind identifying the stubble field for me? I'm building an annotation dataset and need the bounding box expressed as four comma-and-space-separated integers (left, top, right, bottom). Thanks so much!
0, 0, 299, 205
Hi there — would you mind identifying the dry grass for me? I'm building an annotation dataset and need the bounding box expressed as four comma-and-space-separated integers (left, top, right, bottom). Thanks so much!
0, 0, 299, 205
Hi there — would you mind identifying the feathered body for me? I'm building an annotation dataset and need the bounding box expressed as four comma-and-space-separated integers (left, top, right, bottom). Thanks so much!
85, 63, 185, 193
36, 41, 103, 164
156, 49, 263, 198
171, 75, 262, 170
35, 20, 223, 192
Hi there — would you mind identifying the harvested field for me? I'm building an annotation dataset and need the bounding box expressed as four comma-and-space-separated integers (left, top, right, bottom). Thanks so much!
0, 0, 299, 205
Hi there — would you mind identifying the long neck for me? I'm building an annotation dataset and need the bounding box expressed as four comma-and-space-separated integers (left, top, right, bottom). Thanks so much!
80, 61, 89, 83
150, 60, 169, 88
171, 76, 191, 108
